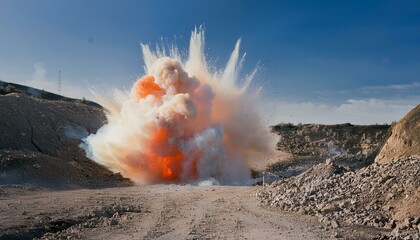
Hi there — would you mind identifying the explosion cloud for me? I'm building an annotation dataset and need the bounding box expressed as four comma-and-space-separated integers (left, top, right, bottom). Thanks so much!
82, 28, 272, 184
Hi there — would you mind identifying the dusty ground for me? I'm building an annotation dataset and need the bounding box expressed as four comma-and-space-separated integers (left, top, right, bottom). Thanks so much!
0, 185, 343, 240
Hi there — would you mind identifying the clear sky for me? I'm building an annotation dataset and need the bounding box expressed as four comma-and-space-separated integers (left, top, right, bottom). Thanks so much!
1, 0, 419, 124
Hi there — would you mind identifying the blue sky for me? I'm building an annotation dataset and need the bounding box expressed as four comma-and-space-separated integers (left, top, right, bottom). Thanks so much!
0, 0, 419, 124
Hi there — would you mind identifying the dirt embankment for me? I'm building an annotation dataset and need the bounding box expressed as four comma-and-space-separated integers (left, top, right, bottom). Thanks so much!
375, 104, 420, 164
0, 90, 131, 189
0, 80, 100, 107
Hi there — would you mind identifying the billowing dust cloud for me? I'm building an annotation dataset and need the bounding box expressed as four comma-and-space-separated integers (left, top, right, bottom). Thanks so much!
82, 29, 272, 185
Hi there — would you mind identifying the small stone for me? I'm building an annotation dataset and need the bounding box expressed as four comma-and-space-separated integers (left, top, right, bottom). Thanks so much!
321, 204, 339, 214
391, 227, 401, 237
386, 193, 395, 201
333, 231, 341, 238
102, 219, 111, 226
318, 216, 329, 224
110, 219, 118, 225
331, 220, 339, 229
382, 205, 392, 211
405, 217, 413, 226
297, 208, 306, 214
387, 219, 397, 229
325, 158, 333, 165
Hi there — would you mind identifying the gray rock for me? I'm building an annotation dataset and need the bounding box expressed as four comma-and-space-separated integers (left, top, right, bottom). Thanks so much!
321, 204, 339, 214
391, 227, 401, 237
110, 219, 118, 225
330, 220, 339, 229
404, 217, 413, 228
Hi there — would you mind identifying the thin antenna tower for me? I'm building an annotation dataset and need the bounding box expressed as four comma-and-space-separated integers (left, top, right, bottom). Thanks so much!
58, 70, 61, 95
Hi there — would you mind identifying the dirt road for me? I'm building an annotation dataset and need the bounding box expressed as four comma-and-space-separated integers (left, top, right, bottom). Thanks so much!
0, 185, 333, 239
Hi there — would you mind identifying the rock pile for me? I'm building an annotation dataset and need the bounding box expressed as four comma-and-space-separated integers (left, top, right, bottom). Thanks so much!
38, 203, 141, 240
0, 201, 142, 240
257, 156, 420, 239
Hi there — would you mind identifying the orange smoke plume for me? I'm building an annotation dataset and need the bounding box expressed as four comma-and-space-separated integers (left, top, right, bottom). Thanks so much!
82, 28, 272, 184
134, 75, 163, 99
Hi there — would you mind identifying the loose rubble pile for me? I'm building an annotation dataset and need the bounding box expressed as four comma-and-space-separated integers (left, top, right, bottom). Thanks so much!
38, 203, 142, 240
257, 156, 420, 239
1, 202, 142, 240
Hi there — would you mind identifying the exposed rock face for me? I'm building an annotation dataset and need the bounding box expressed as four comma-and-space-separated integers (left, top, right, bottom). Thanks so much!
0, 92, 131, 189
375, 104, 420, 164
272, 123, 390, 158
270, 123, 391, 172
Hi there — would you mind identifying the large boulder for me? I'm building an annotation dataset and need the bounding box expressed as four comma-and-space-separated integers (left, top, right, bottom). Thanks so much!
375, 104, 420, 164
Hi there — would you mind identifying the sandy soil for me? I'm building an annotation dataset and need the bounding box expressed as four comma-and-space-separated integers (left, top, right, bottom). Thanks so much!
0, 185, 335, 240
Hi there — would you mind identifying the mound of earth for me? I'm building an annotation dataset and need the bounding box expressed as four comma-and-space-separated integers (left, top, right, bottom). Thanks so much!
375, 104, 420, 164
257, 156, 420, 239
0, 86, 131, 189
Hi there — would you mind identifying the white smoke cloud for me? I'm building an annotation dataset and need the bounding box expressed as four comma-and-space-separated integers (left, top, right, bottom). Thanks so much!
82, 28, 274, 185
32, 62, 48, 82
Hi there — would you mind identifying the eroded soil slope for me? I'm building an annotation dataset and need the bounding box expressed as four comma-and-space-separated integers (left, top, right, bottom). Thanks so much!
0, 92, 130, 188
375, 104, 420, 164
